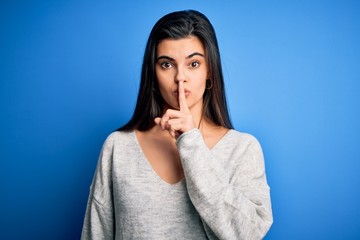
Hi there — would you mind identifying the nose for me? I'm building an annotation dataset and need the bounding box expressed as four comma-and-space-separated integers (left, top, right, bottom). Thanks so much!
175, 67, 187, 83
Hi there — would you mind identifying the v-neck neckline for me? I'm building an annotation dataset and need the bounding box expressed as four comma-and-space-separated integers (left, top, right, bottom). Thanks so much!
131, 129, 233, 186
132, 131, 185, 187
204, 129, 232, 151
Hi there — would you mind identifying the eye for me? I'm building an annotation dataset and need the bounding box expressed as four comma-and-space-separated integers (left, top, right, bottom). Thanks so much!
160, 62, 173, 69
189, 61, 200, 68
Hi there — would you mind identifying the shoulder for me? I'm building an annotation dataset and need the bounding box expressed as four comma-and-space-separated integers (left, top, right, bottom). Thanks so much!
226, 129, 266, 172
93, 130, 135, 180
222, 129, 265, 165
102, 130, 134, 149
225, 129, 262, 151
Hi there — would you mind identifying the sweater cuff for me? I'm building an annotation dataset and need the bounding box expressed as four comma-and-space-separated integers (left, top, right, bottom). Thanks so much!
176, 128, 202, 148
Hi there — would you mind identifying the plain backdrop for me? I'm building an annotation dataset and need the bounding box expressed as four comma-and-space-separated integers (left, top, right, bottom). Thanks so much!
1, 0, 359, 239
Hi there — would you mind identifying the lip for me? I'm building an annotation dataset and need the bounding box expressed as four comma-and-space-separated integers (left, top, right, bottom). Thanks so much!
173, 89, 190, 97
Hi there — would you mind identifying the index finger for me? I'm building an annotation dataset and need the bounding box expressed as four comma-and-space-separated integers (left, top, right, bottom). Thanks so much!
178, 80, 190, 113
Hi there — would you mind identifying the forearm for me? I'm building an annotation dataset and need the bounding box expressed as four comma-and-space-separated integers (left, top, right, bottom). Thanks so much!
177, 129, 273, 239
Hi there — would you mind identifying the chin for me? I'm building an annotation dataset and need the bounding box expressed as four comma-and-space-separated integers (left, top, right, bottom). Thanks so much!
163, 101, 179, 111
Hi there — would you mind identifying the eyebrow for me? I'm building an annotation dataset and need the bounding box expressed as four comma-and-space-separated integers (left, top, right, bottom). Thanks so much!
156, 52, 205, 61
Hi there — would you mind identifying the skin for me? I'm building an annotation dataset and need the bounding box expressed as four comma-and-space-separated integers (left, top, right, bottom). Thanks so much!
136, 36, 228, 184
154, 36, 207, 138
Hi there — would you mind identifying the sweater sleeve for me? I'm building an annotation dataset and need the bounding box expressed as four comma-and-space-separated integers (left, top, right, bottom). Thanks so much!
176, 129, 273, 240
81, 134, 116, 240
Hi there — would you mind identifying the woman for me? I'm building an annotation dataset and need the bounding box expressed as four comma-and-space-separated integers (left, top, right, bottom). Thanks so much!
81, 10, 273, 240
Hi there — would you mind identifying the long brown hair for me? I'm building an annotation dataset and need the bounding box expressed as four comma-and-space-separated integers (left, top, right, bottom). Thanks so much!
118, 10, 233, 131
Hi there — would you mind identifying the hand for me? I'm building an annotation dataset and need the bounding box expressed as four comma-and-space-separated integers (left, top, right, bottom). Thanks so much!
154, 81, 196, 139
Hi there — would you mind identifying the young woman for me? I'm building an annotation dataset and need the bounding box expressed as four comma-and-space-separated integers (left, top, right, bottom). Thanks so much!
81, 10, 273, 240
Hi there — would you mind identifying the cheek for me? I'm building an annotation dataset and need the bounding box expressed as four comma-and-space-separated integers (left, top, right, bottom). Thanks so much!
156, 67, 174, 87
156, 74, 173, 101
157, 79, 171, 93
194, 73, 207, 89
196, 67, 208, 85
156, 72, 168, 91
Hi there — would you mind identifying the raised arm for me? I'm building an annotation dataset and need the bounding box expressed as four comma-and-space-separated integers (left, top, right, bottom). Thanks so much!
176, 129, 273, 240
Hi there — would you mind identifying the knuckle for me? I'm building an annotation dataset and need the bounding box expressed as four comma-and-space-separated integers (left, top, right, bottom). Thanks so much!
166, 109, 174, 114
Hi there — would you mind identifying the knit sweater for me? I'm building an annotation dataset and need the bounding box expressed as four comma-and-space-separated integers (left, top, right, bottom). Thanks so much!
81, 128, 273, 240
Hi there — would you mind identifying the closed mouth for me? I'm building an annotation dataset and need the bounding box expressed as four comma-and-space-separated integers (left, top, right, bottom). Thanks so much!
173, 89, 190, 94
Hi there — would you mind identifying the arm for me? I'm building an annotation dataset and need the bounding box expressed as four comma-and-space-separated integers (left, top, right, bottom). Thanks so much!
81, 134, 116, 240
176, 129, 273, 240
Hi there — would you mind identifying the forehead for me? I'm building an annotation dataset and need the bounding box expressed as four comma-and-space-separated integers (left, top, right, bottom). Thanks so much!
156, 36, 205, 57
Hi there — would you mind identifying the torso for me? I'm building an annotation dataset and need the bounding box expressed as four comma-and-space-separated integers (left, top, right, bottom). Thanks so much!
135, 123, 228, 184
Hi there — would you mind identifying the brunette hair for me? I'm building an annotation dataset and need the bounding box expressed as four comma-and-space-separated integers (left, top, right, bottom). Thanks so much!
118, 10, 233, 131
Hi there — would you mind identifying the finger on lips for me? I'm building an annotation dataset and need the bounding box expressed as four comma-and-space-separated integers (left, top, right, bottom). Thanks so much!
153, 81, 192, 138
178, 80, 190, 113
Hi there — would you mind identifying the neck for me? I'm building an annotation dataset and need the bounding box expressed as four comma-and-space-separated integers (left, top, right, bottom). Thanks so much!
188, 101, 204, 129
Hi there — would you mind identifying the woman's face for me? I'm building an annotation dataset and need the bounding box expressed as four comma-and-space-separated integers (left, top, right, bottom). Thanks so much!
155, 36, 208, 112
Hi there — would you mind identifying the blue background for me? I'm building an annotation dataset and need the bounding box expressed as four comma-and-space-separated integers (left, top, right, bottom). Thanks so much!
1, 0, 359, 239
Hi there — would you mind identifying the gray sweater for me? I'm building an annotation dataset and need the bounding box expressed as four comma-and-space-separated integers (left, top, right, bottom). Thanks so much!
81, 128, 272, 240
